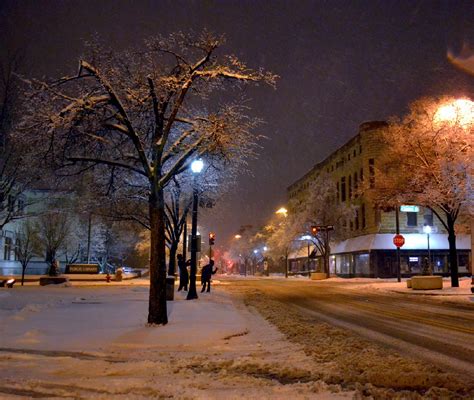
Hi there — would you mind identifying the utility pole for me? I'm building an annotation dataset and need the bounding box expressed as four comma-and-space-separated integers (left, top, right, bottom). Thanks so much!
395, 207, 401, 282
86, 213, 92, 264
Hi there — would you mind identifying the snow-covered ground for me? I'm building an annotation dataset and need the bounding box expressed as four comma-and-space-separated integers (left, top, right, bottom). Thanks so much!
0, 284, 352, 399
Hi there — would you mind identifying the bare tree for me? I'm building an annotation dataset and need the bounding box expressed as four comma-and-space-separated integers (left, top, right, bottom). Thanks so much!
0, 49, 35, 228
15, 219, 41, 285
164, 178, 192, 276
265, 213, 301, 277
293, 172, 355, 274
20, 32, 276, 324
36, 211, 71, 275
369, 96, 473, 287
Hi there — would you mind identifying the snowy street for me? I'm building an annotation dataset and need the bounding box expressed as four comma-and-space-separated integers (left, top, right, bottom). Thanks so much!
1, 278, 474, 398
221, 277, 474, 398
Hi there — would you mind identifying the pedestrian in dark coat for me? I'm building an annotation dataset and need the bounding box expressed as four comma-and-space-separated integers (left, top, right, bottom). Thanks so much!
177, 254, 189, 291
201, 260, 218, 293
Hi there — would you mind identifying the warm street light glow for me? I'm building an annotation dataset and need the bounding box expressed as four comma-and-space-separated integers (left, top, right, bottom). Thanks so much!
191, 159, 204, 173
275, 207, 288, 216
423, 225, 432, 234
435, 98, 474, 127
234, 234, 242, 239
263, 246, 268, 251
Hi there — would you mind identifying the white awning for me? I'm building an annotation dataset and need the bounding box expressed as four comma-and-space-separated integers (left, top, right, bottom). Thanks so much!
332, 233, 471, 254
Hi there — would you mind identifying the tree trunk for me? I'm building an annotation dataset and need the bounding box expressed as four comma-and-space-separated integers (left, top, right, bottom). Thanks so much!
447, 213, 459, 288
148, 187, 168, 325
168, 243, 177, 276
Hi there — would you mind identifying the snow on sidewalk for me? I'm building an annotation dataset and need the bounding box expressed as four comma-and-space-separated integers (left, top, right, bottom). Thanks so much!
0, 285, 351, 399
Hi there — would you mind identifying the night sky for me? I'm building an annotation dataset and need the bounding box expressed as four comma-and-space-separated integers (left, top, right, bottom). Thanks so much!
1, 0, 474, 248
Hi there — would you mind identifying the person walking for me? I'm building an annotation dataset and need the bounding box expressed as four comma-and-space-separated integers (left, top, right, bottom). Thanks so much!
201, 260, 218, 293
177, 254, 189, 291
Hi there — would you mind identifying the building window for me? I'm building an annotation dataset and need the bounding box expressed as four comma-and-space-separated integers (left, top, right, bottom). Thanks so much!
350, 220, 354, 231
424, 210, 433, 226
360, 168, 363, 182
4, 237, 12, 260
348, 175, 352, 199
17, 197, 25, 214
7, 195, 14, 213
359, 145, 362, 154
407, 212, 417, 227
353, 149, 356, 157
336, 182, 340, 203
369, 158, 375, 188
14, 239, 20, 261
355, 210, 359, 230
361, 204, 366, 228
341, 177, 346, 202
353, 172, 358, 197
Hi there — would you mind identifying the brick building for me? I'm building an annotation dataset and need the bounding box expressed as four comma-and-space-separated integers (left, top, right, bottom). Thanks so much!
287, 121, 471, 278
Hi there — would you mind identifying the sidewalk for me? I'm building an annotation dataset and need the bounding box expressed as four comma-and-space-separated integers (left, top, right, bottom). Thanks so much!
329, 276, 473, 298
0, 285, 351, 399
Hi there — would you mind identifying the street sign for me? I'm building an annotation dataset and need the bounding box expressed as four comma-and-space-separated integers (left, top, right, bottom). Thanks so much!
400, 205, 419, 213
393, 234, 405, 248
188, 235, 201, 252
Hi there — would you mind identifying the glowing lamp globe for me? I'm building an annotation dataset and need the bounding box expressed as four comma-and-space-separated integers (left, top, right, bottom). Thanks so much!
191, 159, 204, 173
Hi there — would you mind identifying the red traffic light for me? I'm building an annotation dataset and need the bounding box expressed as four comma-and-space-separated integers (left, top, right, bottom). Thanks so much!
209, 232, 216, 245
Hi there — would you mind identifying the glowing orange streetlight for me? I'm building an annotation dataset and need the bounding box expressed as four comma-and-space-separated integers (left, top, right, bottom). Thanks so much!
275, 207, 288, 217
434, 98, 474, 127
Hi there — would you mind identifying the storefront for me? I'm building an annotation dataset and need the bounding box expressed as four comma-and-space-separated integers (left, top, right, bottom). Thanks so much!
330, 233, 471, 278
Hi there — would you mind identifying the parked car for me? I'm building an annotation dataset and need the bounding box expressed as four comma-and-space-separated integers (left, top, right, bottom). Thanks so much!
121, 266, 134, 274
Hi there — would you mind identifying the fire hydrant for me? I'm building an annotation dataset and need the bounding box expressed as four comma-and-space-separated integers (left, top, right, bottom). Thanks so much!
106, 273, 111, 283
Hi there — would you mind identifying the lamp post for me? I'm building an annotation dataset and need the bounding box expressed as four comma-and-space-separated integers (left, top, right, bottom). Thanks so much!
186, 159, 204, 300
301, 235, 312, 278
423, 225, 432, 273
253, 249, 258, 275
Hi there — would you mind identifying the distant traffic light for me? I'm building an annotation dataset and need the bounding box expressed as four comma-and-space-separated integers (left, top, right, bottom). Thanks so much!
311, 226, 319, 236
209, 232, 215, 245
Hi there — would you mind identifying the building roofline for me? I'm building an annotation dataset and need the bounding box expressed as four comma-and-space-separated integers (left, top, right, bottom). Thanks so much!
287, 121, 387, 192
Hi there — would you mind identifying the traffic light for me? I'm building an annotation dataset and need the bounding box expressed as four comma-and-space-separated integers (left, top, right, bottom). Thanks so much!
311, 226, 319, 236
209, 232, 215, 246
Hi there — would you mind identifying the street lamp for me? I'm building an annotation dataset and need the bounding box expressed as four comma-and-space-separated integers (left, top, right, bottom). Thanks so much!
275, 207, 288, 217
423, 225, 432, 273
187, 159, 204, 300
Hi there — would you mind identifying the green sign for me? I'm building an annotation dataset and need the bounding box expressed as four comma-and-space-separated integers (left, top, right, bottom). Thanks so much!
400, 205, 419, 212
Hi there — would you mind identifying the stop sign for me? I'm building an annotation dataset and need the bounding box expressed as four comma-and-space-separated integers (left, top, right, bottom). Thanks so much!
393, 234, 405, 248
